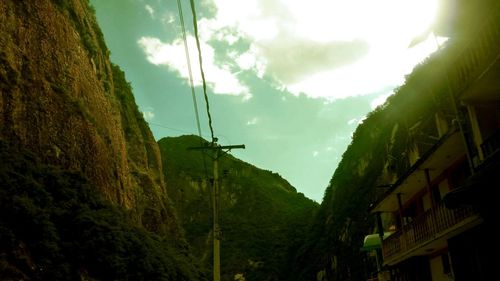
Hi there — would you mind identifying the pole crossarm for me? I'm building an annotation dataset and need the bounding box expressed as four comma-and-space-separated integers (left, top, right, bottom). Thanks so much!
187, 140, 244, 281
187, 144, 245, 150
188, 144, 245, 159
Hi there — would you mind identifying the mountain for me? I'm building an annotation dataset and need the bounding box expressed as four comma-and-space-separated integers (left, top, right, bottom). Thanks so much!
0, 0, 205, 279
289, 105, 394, 281
158, 135, 319, 281
288, 37, 477, 279
288, 52, 449, 280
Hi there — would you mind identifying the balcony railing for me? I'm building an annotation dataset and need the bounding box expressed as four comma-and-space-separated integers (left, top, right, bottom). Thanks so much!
382, 202, 478, 262
446, 15, 500, 96
481, 129, 500, 159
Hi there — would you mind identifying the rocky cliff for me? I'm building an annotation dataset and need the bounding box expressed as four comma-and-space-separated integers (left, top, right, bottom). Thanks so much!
0, 0, 204, 279
290, 51, 458, 281
0, 0, 176, 235
290, 108, 393, 281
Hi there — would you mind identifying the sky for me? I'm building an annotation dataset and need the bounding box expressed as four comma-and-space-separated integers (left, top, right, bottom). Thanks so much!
90, 0, 442, 202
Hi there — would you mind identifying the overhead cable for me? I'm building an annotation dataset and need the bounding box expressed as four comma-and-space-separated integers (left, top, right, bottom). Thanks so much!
176, 0, 209, 178
189, 0, 215, 143
176, 0, 203, 139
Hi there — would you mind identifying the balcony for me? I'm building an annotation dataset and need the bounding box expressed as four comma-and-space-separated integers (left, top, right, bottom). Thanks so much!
371, 131, 464, 214
446, 14, 500, 101
381, 202, 481, 265
481, 129, 500, 160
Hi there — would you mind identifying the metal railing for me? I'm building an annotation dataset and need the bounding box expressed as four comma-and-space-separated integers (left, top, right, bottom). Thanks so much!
481, 129, 500, 159
446, 15, 500, 96
379, 9, 498, 265
382, 202, 478, 261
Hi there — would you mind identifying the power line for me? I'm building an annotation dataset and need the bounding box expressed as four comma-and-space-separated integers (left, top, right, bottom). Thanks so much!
176, 0, 202, 139
148, 121, 192, 134
175, 0, 209, 178
189, 0, 215, 143
148, 121, 208, 137
149, 121, 231, 143
179, 3, 246, 281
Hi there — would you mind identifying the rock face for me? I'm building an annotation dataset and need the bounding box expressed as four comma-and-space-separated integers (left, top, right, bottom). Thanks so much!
0, 140, 205, 281
289, 110, 393, 281
158, 135, 319, 281
289, 49, 462, 280
0, 0, 177, 235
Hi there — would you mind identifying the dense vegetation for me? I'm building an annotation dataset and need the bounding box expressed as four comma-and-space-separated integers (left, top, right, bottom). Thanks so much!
159, 135, 318, 281
290, 50, 459, 280
5, 1, 491, 281
290, 108, 393, 281
0, 140, 207, 281
54, 0, 109, 59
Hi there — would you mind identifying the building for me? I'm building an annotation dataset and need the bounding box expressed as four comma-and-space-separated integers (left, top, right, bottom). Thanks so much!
367, 1, 500, 280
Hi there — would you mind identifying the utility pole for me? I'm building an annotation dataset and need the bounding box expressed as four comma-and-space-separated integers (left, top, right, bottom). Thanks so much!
189, 139, 245, 281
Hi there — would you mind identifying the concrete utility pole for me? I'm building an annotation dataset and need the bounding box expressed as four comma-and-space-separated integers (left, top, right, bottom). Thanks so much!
189, 140, 245, 281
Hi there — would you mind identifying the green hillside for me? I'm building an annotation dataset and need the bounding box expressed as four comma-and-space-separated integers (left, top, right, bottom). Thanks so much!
158, 135, 319, 281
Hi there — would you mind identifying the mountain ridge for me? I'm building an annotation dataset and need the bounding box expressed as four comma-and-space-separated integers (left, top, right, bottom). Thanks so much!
0, 0, 206, 279
158, 134, 318, 281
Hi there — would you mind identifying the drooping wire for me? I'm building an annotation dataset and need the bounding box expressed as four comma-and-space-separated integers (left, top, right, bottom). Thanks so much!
148, 121, 211, 138
176, 0, 209, 178
189, 0, 215, 143
176, 0, 203, 139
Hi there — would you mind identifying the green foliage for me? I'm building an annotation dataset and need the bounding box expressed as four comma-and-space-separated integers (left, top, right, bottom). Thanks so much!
53, 0, 109, 58
53, 0, 71, 11
112, 64, 137, 106
0, 140, 207, 281
81, 32, 98, 57
290, 41, 463, 281
158, 135, 318, 281
111, 62, 152, 149
289, 98, 396, 281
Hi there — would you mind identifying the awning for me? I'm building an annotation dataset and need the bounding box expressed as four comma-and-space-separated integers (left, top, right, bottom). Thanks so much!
361, 232, 393, 252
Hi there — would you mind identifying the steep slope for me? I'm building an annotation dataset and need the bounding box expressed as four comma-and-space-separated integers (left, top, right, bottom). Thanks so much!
290, 51, 457, 281
290, 108, 393, 281
0, 0, 175, 236
158, 135, 319, 281
0, 0, 205, 279
0, 140, 203, 280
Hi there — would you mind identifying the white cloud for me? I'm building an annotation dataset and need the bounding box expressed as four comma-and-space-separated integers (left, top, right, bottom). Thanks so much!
196, 18, 243, 45
235, 51, 257, 71
223, 34, 239, 45
370, 92, 393, 109
142, 107, 155, 120
246, 117, 258, 126
196, 0, 439, 100
145, 4, 155, 18
231, 46, 267, 78
137, 36, 251, 99
347, 118, 358, 125
161, 13, 175, 25
312, 151, 319, 157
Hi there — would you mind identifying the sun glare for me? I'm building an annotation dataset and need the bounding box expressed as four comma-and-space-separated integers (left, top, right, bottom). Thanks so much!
185, 0, 442, 100
285, 0, 439, 45
400, 0, 439, 41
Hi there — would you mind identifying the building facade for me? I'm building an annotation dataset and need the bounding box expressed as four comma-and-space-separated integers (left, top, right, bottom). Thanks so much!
368, 1, 500, 280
